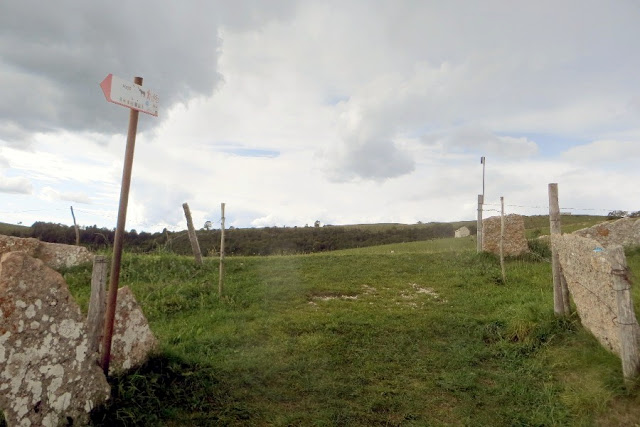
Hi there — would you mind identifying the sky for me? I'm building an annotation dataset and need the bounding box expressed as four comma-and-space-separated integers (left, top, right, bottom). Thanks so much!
1, 0, 639, 232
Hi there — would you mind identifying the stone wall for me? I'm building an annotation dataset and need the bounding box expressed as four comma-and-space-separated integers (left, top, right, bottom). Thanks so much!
572, 217, 640, 248
552, 234, 640, 355
0, 234, 93, 269
481, 214, 529, 256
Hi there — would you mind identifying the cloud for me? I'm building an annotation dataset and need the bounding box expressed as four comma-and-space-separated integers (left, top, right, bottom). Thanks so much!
421, 125, 538, 158
0, 176, 32, 194
41, 187, 92, 204
0, 0, 294, 146
562, 140, 640, 165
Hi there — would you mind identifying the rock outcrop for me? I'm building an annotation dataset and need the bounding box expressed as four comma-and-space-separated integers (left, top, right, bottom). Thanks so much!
0, 252, 110, 427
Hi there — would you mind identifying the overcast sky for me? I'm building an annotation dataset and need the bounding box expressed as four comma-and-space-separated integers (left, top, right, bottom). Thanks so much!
1, 0, 639, 232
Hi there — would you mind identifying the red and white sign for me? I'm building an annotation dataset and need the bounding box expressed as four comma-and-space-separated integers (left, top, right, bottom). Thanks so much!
100, 74, 159, 116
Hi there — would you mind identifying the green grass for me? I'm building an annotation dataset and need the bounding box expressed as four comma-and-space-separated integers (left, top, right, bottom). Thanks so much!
49, 238, 639, 425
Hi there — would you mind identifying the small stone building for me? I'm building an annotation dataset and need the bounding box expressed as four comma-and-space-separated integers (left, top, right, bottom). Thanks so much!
481, 214, 528, 256
454, 226, 470, 238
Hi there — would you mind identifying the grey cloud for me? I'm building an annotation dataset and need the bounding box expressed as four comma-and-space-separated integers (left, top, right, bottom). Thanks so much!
0, 176, 32, 194
0, 0, 293, 146
421, 126, 538, 159
330, 137, 415, 182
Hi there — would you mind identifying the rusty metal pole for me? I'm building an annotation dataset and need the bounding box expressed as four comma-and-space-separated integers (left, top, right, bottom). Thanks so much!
100, 76, 142, 374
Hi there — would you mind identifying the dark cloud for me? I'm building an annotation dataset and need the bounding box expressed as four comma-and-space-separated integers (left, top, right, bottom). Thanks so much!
0, 0, 293, 146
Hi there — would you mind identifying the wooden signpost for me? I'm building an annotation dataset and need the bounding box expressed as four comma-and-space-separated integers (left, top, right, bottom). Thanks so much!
99, 74, 159, 374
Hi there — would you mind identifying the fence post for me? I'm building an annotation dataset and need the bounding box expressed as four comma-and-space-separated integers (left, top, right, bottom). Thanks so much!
500, 196, 506, 284
477, 194, 484, 253
87, 256, 108, 357
549, 183, 570, 316
611, 252, 640, 386
182, 202, 203, 265
70, 206, 80, 246
219, 203, 226, 297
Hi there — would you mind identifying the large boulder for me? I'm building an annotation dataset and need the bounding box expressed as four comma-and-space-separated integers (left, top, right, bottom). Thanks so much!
552, 234, 640, 355
107, 286, 158, 375
0, 234, 93, 270
572, 217, 640, 248
482, 214, 529, 256
0, 252, 110, 427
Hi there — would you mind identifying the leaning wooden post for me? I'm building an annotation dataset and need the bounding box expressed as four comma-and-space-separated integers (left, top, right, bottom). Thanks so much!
87, 256, 108, 356
499, 196, 506, 284
219, 203, 226, 297
611, 251, 640, 386
183, 202, 203, 265
549, 183, 570, 316
70, 206, 80, 245
477, 194, 484, 253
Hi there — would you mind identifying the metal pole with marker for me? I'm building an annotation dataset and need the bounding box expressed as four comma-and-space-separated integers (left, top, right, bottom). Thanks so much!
98, 74, 159, 374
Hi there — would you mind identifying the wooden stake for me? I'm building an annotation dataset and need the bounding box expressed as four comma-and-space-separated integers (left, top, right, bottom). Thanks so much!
549, 183, 569, 316
183, 202, 203, 265
87, 256, 108, 357
101, 76, 142, 374
500, 196, 506, 284
70, 206, 80, 246
219, 202, 226, 296
611, 251, 640, 386
477, 194, 484, 253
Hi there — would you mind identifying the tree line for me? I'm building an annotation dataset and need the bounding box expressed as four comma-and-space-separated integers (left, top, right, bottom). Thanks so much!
2, 221, 466, 256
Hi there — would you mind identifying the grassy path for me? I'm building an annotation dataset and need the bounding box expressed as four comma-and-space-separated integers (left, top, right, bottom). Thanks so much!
55, 237, 640, 425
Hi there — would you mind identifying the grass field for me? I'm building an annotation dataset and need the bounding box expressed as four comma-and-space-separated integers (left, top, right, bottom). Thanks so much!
37, 235, 635, 426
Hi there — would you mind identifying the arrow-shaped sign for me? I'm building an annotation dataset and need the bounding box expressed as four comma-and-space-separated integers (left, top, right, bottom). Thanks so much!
100, 74, 159, 116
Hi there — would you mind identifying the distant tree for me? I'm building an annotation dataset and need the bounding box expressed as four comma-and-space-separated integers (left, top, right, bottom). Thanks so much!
204, 220, 213, 230
629, 211, 640, 218
608, 210, 628, 219
314, 220, 321, 228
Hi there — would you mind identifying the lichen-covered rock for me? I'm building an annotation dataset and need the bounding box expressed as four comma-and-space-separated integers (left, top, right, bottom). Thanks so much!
36, 241, 94, 270
482, 214, 529, 256
0, 252, 110, 427
108, 286, 157, 375
0, 235, 40, 258
572, 217, 640, 248
0, 234, 94, 270
552, 234, 640, 355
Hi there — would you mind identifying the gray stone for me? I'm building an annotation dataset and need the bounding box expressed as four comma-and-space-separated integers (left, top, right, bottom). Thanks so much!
0, 252, 110, 427
552, 234, 640, 355
572, 217, 640, 248
107, 286, 158, 375
482, 214, 529, 256
454, 226, 470, 238
36, 241, 94, 270
0, 234, 94, 270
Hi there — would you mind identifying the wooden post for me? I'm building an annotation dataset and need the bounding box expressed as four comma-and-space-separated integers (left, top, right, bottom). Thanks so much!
101, 76, 142, 374
219, 203, 226, 296
500, 196, 506, 284
183, 202, 203, 265
70, 206, 80, 246
477, 194, 484, 253
611, 252, 640, 386
549, 183, 569, 316
87, 256, 108, 356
